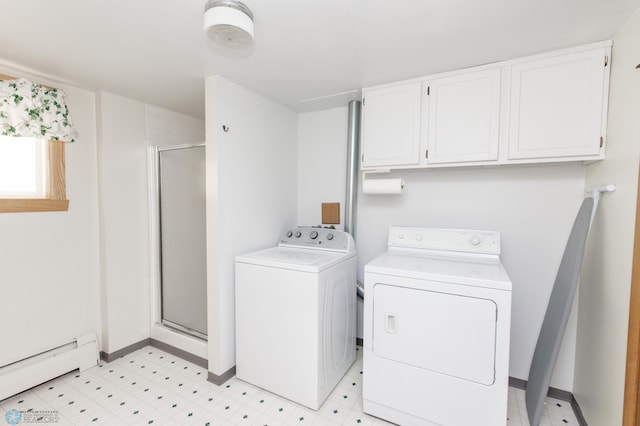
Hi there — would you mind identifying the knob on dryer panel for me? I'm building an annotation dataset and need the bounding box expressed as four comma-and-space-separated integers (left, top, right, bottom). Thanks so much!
461, 231, 500, 255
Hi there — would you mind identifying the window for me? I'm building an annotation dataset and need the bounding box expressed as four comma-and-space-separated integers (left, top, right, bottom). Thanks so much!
0, 74, 74, 213
0, 136, 47, 198
0, 135, 68, 213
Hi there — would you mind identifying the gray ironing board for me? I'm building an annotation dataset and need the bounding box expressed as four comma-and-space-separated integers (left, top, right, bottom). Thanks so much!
525, 197, 594, 425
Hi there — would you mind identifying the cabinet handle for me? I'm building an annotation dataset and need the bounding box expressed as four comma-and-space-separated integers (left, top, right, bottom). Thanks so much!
425, 150, 429, 159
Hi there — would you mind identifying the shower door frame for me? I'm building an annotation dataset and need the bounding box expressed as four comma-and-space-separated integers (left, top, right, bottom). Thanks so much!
149, 142, 208, 343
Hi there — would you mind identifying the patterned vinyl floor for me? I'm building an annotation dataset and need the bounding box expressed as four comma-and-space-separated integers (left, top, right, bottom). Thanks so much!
0, 346, 579, 425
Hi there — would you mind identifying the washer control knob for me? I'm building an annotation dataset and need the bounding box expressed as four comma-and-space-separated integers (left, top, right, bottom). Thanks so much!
286, 231, 293, 238
415, 234, 423, 241
310, 231, 319, 239
295, 231, 302, 238
398, 234, 404, 239
326, 233, 334, 240
470, 237, 481, 246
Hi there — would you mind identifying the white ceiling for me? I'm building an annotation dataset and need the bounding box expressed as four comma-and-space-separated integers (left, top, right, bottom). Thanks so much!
0, 0, 638, 118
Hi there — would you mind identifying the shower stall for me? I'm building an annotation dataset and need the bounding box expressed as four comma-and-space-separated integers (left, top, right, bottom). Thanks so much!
149, 143, 208, 357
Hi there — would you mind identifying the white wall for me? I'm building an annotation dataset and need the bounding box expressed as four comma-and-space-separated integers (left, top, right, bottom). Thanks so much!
206, 76, 298, 376
145, 105, 205, 146
575, 8, 640, 424
0, 76, 101, 365
0, 63, 205, 369
96, 91, 151, 353
297, 107, 588, 391
298, 107, 348, 228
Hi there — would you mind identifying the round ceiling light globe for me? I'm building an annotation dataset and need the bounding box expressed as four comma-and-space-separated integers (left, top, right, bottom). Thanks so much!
204, 0, 254, 48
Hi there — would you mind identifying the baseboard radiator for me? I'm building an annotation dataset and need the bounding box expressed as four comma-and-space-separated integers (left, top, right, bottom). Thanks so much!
0, 333, 99, 401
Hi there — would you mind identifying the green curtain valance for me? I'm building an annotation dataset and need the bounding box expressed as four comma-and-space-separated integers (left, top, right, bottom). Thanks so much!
0, 77, 78, 142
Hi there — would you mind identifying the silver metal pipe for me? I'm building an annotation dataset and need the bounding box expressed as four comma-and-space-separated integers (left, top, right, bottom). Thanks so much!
344, 100, 364, 299
345, 100, 361, 236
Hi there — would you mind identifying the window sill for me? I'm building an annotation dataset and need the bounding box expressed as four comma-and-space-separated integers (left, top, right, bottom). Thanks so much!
0, 199, 69, 213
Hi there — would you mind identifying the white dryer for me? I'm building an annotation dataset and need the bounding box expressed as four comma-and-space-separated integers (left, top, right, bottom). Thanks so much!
235, 227, 357, 410
363, 227, 512, 426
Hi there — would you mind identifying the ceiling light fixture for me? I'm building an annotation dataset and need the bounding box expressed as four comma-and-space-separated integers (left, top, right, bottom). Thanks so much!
204, 0, 254, 48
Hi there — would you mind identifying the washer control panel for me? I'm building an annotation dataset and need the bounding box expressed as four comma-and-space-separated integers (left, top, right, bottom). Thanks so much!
278, 227, 355, 253
388, 227, 500, 256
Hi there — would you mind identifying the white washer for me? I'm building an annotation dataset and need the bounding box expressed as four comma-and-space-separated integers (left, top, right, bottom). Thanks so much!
363, 227, 512, 426
235, 227, 357, 410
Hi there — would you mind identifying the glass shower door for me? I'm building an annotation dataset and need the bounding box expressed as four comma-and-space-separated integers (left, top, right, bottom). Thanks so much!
158, 144, 207, 339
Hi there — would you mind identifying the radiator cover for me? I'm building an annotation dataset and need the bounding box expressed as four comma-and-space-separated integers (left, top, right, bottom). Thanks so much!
0, 333, 99, 401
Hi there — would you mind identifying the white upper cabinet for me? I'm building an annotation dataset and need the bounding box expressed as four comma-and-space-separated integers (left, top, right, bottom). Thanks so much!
425, 68, 502, 165
359, 41, 611, 170
507, 48, 608, 160
361, 81, 422, 168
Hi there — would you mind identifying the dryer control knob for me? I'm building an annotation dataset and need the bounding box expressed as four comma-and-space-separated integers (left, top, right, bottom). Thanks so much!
286, 231, 293, 238
415, 234, 423, 241
295, 231, 302, 238
470, 237, 481, 246
310, 231, 319, 239
326, 233, 334, 240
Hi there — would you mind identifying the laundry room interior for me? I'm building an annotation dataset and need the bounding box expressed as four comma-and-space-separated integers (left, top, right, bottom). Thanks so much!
1, 1, 640, 425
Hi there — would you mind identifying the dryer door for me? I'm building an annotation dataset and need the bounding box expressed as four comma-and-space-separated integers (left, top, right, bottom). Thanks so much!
372, 283, 497, 385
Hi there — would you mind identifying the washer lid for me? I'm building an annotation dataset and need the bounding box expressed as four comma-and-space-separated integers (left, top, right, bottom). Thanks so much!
235, 246, 353, 273
365, 252, 512, 291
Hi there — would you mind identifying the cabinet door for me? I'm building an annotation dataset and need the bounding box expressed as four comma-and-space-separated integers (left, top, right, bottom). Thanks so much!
508, 49, 607, 160
426, 69, 501, 164
361, 82, 422, 168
